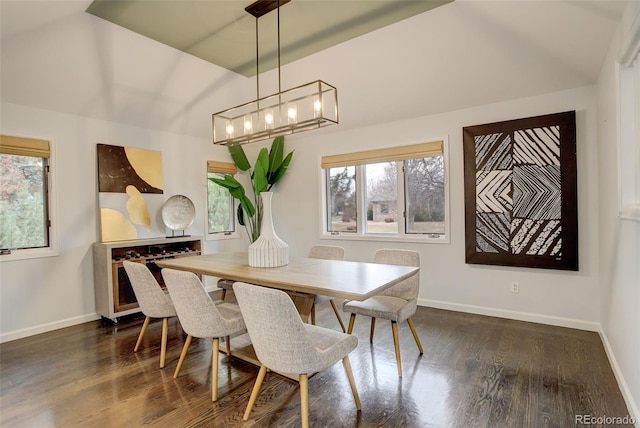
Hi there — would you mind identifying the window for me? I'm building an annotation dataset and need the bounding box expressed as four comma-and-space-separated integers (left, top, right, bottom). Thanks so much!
207, 160, 237, 238
322, 140, 449, 242
0, 135, 54, 257
617, 16, 640, 221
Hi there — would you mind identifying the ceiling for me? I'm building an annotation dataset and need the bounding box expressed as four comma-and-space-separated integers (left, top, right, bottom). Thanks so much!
85, 0, 452, 77
0, 1, 632, 141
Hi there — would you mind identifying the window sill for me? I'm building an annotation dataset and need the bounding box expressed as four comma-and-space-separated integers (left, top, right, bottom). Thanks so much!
0, 247, 59, 262
321, 232, 450, 244
619, 203, 640, 222
206, 232, 240, 242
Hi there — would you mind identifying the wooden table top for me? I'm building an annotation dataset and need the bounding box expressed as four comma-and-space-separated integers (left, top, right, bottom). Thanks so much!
155, 252, 418, 301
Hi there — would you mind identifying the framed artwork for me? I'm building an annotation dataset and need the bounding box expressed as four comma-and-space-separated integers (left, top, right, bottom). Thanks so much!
97, 144, 164, 242
463, 111, 578, 271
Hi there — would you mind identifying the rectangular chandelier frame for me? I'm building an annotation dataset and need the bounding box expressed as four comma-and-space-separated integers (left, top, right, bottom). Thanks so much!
212, 80, 338, 146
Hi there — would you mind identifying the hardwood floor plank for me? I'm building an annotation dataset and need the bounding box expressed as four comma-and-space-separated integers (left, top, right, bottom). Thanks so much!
0, 302, 632, 427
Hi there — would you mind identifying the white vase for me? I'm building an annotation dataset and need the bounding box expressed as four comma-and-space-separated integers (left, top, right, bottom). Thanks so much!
248, 192, 289, 267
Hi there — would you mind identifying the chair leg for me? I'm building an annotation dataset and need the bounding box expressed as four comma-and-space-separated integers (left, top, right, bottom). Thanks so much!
407, 318, 424, 354
329, 300, 346, 332
310, 303, 316, 325
212, 338, 219, 401
342, 356, 361, 410
347, 314, 356, 334
173, 334, 193, 378
243, 364, 268, 421
160, 317, 169, 368
225, 335, 231, 356
299, 374, 309, 428
369, 317, 376, 343
134, 316, 151, 352
391, 321, 402, 377
220, 288, 227, 300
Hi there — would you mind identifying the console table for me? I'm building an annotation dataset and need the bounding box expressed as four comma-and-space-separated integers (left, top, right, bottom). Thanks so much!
93, 236, 202, 322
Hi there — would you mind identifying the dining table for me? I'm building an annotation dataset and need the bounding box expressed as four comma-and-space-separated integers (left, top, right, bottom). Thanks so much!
155, 251, 419, 376
156, 251, 418, 300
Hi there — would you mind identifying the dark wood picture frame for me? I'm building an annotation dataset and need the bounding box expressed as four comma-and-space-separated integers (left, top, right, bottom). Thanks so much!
463, 111, 578, 271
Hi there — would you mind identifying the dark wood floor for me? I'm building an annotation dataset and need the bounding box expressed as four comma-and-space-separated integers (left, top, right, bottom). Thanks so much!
0, 293, 631, 427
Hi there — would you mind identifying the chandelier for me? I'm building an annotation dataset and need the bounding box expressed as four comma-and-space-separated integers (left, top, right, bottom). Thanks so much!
212, 0, 338, 146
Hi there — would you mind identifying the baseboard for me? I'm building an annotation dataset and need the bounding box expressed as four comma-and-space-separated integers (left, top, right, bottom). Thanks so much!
0, 313, 101, 344
598, 328, 639, 426
420, 298, 600, 332
2, 286, 221, 344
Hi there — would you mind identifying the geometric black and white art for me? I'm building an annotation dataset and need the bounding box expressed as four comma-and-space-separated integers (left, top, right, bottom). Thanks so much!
463, 111, 578, 271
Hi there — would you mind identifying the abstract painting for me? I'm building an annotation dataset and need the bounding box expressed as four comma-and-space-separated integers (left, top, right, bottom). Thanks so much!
463, 111, 578, 271
97, 144, 164, 242
97, 144, 163, 193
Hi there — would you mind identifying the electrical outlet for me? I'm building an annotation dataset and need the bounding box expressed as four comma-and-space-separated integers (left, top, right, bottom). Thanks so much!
511, 282, 519, 293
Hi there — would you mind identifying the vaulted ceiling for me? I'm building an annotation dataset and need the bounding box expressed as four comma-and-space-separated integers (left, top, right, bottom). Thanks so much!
0, 1, 631, 141
86, 0, 452, 77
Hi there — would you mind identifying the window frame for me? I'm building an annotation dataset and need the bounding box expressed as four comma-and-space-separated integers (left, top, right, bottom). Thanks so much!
206, 160, 239, 241
320, 138, 450, 244
616, 13, 640, 222
0, 134, 58, 261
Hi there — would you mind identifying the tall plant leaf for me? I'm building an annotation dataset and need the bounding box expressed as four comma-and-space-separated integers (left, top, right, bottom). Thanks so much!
228, 145, 251, 171
209, 175, 241, 191
252, 148, 269, 194
253, 158, 268, 195
256, 148, 270, 175
268, 136, 285, 173
237, 204, 245, 226
239, 195, 255, 218
269, 151, 294, 186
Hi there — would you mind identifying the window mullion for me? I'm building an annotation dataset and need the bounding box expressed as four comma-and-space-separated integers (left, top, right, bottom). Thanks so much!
44, 158, 51, 246
356, 164, 365, 235
397, 161, 406, 237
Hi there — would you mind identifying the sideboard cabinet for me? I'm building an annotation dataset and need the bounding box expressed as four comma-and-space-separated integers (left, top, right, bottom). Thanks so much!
93, 236, 203, 322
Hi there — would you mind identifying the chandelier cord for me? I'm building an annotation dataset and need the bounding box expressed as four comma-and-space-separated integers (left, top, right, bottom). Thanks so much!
255, 1, 282, 104
277, 0, 281, 94
255, 16, 259, 100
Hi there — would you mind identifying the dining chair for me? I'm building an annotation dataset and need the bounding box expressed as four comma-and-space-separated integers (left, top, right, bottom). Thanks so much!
342, 249, 423, 377
233, 281, 361, 428
216, 279, 234, 300
308, 245, 346, 332
161, 268, 245, 401
123, 261, 177, 369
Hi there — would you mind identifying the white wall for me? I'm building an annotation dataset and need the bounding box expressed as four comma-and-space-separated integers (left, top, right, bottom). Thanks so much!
0, 102, 244, 342
272, 85, 601, 331
596, 3, 640, 420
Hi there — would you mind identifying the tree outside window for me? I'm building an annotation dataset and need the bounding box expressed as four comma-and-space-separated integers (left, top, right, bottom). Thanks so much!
207, 172, 235, 235
327, 166, 357, 232
405, 156, 445, 234
0, 153, 49, 250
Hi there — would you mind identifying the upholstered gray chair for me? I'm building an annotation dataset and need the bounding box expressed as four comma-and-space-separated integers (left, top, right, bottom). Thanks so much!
161, 268, 245, 401
216, 278, 234, 301
233, 282, 361, 428
342, 249, 423, 377
308, 245, 346, 332
123, 261, 177, 369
